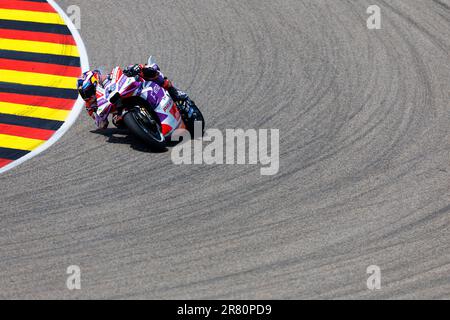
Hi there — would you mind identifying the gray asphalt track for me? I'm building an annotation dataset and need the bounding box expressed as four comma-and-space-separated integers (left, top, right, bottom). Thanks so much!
1, 0, 450, 299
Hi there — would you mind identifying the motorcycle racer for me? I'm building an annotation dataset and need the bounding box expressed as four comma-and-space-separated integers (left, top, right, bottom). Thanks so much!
77, 63, 188, 129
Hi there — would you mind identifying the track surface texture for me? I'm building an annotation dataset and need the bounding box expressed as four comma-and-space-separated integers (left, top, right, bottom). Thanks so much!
1, 0, 450, 299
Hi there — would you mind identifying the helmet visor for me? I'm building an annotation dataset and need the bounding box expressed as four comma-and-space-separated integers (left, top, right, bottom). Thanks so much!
79, 84, 96, 100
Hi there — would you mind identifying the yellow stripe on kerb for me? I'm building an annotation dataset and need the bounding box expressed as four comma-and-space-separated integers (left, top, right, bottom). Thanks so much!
0, 9, 65, 25
0, 69, 78, 90
0, 101, 70, 121
0, 134, 45, 151
0, 38, 79, 57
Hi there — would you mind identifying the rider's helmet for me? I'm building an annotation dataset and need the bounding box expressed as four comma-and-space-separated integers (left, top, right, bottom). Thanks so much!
77, 70, 101, 100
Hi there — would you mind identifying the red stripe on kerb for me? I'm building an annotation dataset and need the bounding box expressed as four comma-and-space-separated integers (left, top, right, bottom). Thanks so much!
0, 29, 76, 46
0, 58, 81, 78
0, 124, 55, 140
0, 158, 13, 168
0, 0, 55, 13
0, 93, 77, 111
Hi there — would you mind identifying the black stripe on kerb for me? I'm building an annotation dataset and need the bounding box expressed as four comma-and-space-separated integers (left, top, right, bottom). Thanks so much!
0, 49, 81, 67
0, 147, 30, 160
0, 19, 72, 35
0, 82, 78, 100
0, 113, 64, 131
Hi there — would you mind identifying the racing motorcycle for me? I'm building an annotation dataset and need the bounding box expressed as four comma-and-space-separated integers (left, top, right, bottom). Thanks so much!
94, 56, 205, 150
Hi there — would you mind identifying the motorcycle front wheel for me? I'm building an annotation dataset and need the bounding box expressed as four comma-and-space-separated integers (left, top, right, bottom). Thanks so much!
123, 108, 167, 151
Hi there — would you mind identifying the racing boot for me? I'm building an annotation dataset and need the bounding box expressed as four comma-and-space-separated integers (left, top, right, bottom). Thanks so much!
168, 86, 193, 119
168, 86, 189, 103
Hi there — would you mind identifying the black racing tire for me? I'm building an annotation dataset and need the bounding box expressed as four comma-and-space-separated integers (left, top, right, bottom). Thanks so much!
123, 108, 166, 151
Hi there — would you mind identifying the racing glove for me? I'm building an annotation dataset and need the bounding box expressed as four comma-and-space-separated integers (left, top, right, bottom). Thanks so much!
124, 64, 160, 80
141, 65, 159, 80
123, 64, 143, 77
